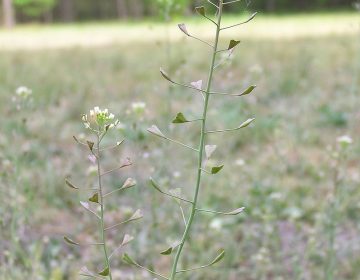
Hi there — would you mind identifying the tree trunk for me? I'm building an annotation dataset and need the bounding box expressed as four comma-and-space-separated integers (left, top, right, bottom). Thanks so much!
266, 0, 276, 12
116, 0, 128, 19
2, 0, 15, 28
60, 0, 74, 22
128, 0, 144, 18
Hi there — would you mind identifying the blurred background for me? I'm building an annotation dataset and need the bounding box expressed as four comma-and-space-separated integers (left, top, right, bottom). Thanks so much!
0, 0, 359, 279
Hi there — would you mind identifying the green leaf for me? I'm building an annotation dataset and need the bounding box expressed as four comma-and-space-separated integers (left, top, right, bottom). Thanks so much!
88, 193, 99, 203
63, 236, 79, 246
239, 118, 255, 129
122, 253, 137, 265
210, 249, 225, 266
178, 23, 190, 36
98, 267, 109, 276
172, 112, 189, 124
147, 125, 166, 138
211, 165, 224, 174
239, 85, 256, 96
86, 141, 94, 151
228, 40, 240, 50
65, 179, 79, 189
160, 68, 174, 83
195, 6, 206, 17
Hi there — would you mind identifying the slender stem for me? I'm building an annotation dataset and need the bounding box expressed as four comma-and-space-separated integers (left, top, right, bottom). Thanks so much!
169, 2, 224, 279
97, 133, 113, 280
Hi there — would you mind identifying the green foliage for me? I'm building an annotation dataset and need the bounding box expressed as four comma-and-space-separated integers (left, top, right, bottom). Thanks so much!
14, 0, 56, 17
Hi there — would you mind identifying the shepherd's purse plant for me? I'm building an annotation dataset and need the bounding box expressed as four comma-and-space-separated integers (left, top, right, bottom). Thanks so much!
122, 1, 257, 279
64, 107, 142, 279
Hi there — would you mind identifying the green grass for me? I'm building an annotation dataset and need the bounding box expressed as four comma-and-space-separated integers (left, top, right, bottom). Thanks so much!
0, 12, 360, 280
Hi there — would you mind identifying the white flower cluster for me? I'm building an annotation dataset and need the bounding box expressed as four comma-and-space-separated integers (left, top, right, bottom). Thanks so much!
337, 135, 353, 149
337, 135, 353, 146
16, 86, 32, 99
82, 106, 119, 131
131, 102, 146, 115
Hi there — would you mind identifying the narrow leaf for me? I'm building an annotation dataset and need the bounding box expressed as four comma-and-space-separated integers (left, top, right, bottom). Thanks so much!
239, 85, 256, 96
160, 68, 174, 83
98, 267, 109, 276
121, 178, 136, 189
121, 234, 134, 246
178, 23, 190, 36
88, 193, 99, 203
195, 6, 206, 16
172, 112, 189, 124
239, 118, 255, 128
211, 165, 224, 174
205, 145, 217, 159
147, 125, 166, 138
64, 236, 79, 246
65, 179, 79, 189
190, 80, 203, 90
210, 249, 225, 265
225, 207, 245, 215
122, 253, 137, 265
228, 40, 240, 50
86, 141, 94, 151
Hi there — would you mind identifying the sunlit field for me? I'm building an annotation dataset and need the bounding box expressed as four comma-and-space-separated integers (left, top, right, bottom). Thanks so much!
0, 12, 359, 279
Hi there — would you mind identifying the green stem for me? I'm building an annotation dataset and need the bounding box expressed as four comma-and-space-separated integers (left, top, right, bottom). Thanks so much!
169, 2, 224, 279
97, 134, 113, 280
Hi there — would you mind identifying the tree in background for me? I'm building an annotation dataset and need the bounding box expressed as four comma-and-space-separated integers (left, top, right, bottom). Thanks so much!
2, 0, 15, 28
14, 0, 56, 19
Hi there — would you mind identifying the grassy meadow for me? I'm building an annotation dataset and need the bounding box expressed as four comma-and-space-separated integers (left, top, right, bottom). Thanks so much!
0, 12, 360, 279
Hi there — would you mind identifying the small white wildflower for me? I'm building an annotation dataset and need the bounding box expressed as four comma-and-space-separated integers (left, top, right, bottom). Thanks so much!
131, 102, 146, 115
210, 218, 223, 230
235, 158, 246, 166
337, 135, 353, 145
16, 86, 32, 99
83, 107, 118, 131
173, 171, 181, 178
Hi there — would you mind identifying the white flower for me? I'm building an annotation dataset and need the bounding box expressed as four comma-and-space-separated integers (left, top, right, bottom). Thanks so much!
16, 86, 32, 98
210, 218, 223, 230
235, 158, 246, 166
337, 135, 353, 145
131, 102, 146, 115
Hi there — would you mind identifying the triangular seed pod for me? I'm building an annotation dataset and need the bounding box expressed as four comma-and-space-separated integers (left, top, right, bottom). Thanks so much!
205, 145, 217, 159
178, 23, 190, 36
64, 236, 80, 246
147, 125, 166, 138
172, 112, 189, 124
210, 249, 225, 266
211, 165, 224, 174
98, 267, 109, 276
228, 40, 240, 50
195, 6, 206, 17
